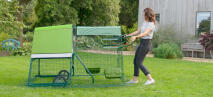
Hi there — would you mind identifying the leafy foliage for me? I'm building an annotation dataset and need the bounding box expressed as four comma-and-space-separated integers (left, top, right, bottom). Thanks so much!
0, 32, 11, 42
153, 43, 183, 59
197, 17, 211, 36
11, 42, 32, 56
11, 47, 31, 56
23, 0, 37, 33
0, 43, 6, 51
73, 36, 102, 49
72, 0, 120, 26
199, 33, 213, 50
119, 0, 139, 27
17, 0, 33, 46
17, 0, 32, 5
0, 0, 23, 37
23, 32, 33, 42
121, 22, 138, 35
35, 0, 78, 26
121, 22, 138, 51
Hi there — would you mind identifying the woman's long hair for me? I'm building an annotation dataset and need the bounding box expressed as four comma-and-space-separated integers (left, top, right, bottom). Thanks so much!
144, 8, 156, 24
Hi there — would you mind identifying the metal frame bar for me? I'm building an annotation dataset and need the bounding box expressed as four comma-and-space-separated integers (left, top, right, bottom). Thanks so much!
27, 59, 34, 86
27, 57, 71, 87
27, 26, 131, 87
27, 53, 97, 87
38, 59, 40, 76
69, 57, 73, 84
74, 54, 95, 84
119, 48, 125, 82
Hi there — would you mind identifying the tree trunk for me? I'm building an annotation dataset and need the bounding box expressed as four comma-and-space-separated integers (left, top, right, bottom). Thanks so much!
17, 6, 23, 47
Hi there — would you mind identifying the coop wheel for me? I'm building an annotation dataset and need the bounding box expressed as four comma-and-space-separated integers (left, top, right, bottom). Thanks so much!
58, 70, 69, 80
53, 76, 67, 84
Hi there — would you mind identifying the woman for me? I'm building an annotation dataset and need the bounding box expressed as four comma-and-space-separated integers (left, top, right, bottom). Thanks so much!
126, 8, 156, 85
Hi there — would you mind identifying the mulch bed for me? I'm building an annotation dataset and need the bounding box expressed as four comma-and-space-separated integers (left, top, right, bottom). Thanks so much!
0, 51, 10, 56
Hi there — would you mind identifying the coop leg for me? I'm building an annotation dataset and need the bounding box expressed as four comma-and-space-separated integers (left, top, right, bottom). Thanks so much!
72, 66, 74, 76
38, 59, 40, 77
70, 57, 73, 84
72, 56, 75, 76
27, 59, 34, 86
121, 57, 125, 82
118, 48, 124, 82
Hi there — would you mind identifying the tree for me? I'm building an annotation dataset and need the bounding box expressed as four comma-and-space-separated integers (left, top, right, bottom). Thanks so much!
0, 0, 22, 38
72, 0, 120, 26
92, 0, 120, 26
17, 0, 33, 47
35, 0, 78, 27
119, 0, 139, 27
71, 0, 93, 26
23, 0, 37, 33
198, 17, 211, 36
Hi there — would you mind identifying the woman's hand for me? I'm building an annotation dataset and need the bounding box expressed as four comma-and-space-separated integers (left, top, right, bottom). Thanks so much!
130, 36, 137, 42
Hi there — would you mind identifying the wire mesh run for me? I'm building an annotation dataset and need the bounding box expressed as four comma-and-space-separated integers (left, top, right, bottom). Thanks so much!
27, 26, 128, 87
27, 58, 72, 86
72, 32, 126, 86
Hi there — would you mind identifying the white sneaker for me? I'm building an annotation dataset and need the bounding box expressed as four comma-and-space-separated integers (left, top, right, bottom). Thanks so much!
144, 79, 155, 85
126, 80, 139, 84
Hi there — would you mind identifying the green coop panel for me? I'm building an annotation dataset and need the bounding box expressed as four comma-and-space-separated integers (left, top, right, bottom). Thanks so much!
77, 26, 121, 35
32, 24, 73, 54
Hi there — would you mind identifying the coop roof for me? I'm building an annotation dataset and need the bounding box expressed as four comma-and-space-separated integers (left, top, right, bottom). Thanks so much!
31, 24, 73, 58
76, 26, 121, 35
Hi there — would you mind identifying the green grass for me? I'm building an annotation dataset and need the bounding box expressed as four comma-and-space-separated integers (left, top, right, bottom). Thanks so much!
0, 56, 213, 97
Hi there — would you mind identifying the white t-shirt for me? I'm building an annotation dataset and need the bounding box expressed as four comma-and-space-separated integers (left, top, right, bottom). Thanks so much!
140, 21, 156, 39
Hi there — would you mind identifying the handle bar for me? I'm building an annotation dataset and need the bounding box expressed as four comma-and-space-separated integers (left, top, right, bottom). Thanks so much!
119, 35, 134, 48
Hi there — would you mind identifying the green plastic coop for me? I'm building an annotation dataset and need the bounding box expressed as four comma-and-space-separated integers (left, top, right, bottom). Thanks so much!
27, 24, 126, 87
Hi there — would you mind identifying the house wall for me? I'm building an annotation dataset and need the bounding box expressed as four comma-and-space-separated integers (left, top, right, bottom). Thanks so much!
138, 0, 213, 35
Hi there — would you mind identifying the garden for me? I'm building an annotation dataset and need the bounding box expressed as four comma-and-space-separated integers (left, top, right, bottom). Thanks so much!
0, 0, 213, 97
0, 56, 213, 97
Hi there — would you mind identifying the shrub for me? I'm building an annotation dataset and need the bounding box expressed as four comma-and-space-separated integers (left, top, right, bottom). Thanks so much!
0, 42, 14, 51
11, 47, 31, 56
199, 33, 213, 50
24, 32, 34, 42
152, 25, 194, 48
153, 43, 183, 59
121, 22, 138, 51
0, 32, 10, 42
11, 42, 32, 56
0, 45, 3, 51
121, 22, 138, 35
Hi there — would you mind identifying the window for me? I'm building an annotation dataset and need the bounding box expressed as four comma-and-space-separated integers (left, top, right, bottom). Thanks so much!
155, 14, 160, 24
196, 12, 211, 36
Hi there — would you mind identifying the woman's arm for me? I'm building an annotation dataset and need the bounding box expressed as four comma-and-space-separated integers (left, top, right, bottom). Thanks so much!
130, 28, 151, 42
135, 28, 151, 38
127, 29, 141, 36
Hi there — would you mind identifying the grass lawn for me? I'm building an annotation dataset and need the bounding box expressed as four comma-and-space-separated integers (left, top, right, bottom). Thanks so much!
0, 55, 213, 97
